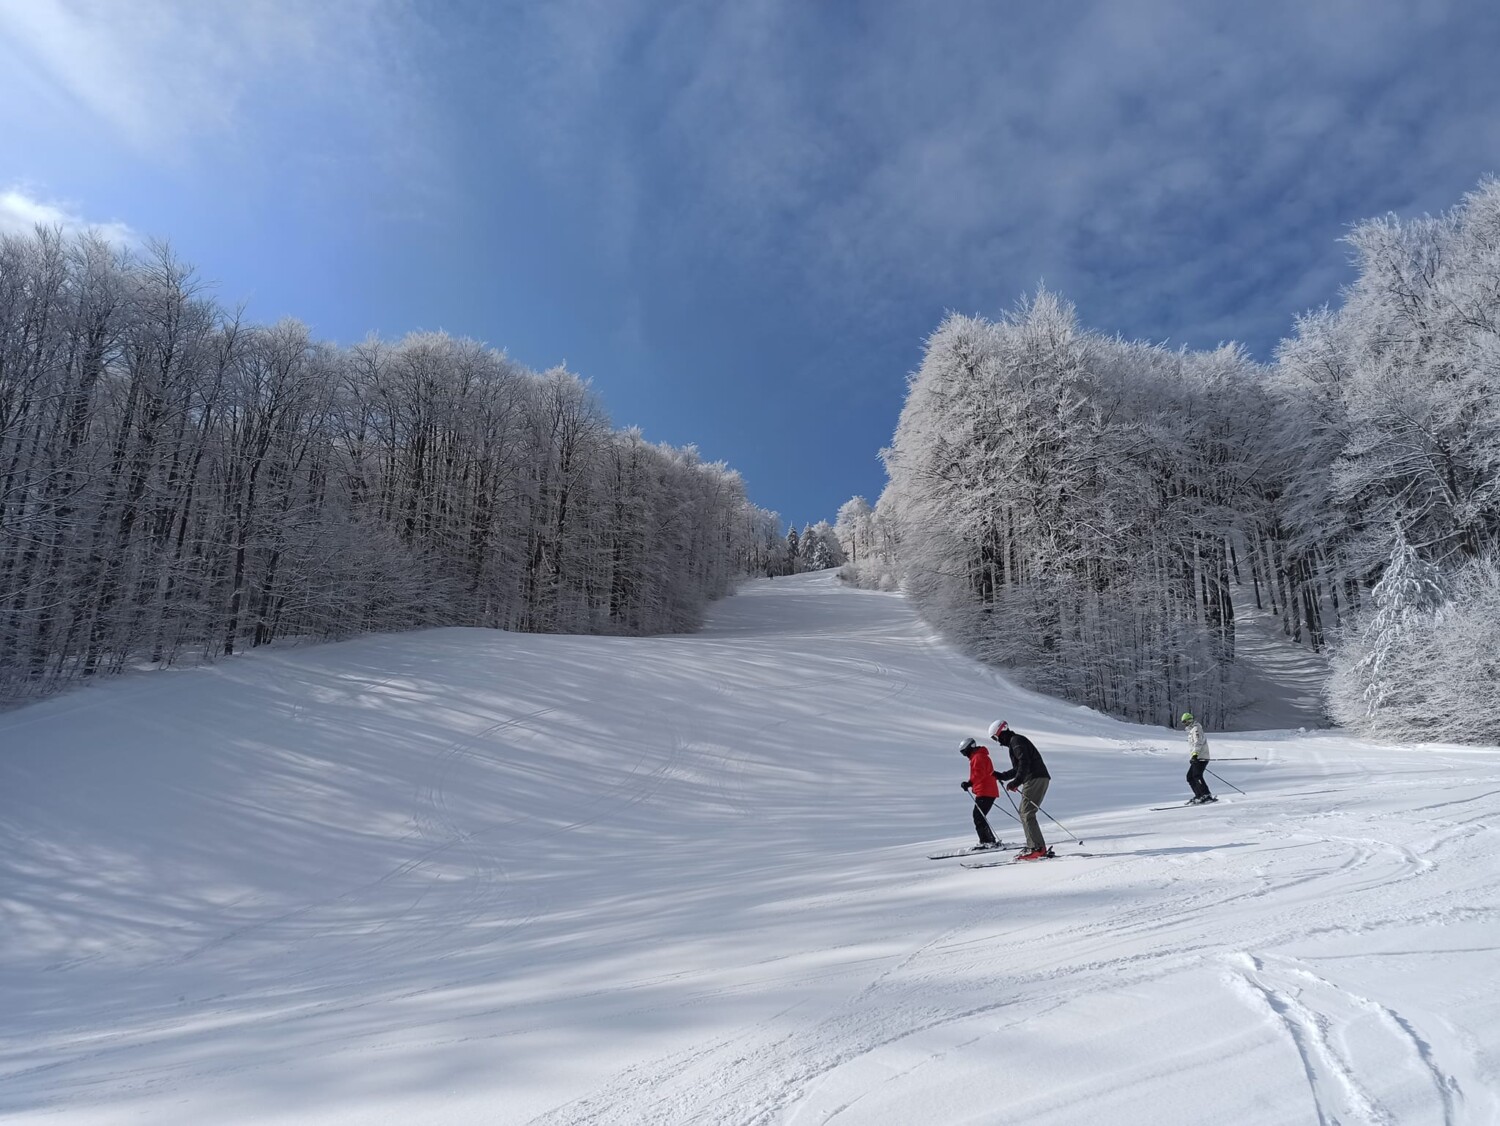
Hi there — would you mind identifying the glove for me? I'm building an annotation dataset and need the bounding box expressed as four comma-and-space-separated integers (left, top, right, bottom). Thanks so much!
1006, 783, 1019, 792
961, 781, 972, 792
1191, 753, 1199, 761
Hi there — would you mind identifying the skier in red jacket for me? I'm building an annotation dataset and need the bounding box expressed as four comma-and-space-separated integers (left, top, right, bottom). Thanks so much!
958, 737, 1002, 849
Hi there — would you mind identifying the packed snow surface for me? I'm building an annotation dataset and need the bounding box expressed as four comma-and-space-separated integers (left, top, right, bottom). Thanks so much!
3, 571, 1498, 1125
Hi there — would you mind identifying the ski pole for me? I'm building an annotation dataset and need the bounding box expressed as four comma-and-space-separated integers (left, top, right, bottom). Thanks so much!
1004, 784, 1084, 846
1038, 806, 1085, 845
1002, 784, 1021, 820
1211, 757, 1259, 762
970, 793, 1017, 841
966, 795, 1006, 849
969, 793, 997, 837
983, 792, 1021, 823
1206, 768, 1246, 795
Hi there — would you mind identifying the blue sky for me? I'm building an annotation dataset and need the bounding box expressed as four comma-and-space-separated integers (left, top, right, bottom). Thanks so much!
4, 1, 1500, 529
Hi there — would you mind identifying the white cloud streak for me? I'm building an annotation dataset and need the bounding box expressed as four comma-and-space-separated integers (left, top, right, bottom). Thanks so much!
5, 0, 1492, 360
0, 0, 425, 156
479, 0, 1500, 352
0, 187, 135, 245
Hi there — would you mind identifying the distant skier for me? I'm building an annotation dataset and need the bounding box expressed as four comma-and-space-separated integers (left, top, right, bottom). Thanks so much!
988, 721, 1051, 859
1182, 712, 1216, 804
958, 737, 1002, 849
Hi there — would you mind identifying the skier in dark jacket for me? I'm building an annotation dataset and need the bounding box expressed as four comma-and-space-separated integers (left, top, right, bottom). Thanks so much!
958, 737, 1002, 848
988, 721, 1051, 859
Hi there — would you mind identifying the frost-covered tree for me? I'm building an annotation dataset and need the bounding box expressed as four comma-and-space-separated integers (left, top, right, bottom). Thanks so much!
1327, 530, 1447, 733
834, 496, 874, 563
836, 493, 901, 590
1425, 558, 1500, 742
784, 526, 801, 574
1289, 179, 1500, 742
880, 292, 1261, 724
1275, 179, 1500, 570
801, 520, 843, 571
0, 227, 777, 703
873, 178, 1499, 740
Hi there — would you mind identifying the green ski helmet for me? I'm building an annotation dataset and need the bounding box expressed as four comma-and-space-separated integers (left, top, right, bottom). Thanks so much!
1180, 712, 1194, 725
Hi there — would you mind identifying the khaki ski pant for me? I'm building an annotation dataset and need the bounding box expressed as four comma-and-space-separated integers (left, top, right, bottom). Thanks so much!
1019, 777, 1049, 852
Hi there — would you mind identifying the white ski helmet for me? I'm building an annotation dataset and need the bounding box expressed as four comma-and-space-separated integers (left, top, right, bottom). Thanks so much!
987, 720, 1008, 740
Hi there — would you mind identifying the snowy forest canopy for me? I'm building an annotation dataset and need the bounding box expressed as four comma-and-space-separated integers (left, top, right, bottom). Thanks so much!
838, 177, 1500, 743
0, 230, 784, 704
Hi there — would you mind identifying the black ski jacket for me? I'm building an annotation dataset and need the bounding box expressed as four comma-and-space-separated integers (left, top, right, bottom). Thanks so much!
995, 732, 1050, 785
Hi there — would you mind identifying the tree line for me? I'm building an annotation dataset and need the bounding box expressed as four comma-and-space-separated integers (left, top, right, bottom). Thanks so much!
840, 177, 1500, 741
0, 229, 781, 703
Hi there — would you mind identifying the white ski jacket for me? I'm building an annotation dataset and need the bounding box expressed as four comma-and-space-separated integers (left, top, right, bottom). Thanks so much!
1186, 721, 1210, 761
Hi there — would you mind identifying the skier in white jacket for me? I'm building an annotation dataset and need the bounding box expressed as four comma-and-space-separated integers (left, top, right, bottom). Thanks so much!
1182, 712, 1215, 804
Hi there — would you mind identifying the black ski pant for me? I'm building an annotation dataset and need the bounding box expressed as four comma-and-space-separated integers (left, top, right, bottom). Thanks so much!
972, 796, 998, 844
1187, 759, 1212, 799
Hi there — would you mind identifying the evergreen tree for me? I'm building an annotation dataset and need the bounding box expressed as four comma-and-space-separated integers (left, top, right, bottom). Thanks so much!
1327, 529, 1448, 733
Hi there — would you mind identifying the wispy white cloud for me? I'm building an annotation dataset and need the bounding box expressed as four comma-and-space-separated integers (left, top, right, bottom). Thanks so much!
474, 0, 1500, 355
0, 0, 431, 162
3, 0, 280, 149
6, 0, 1491, 366
0, 186, 136, 245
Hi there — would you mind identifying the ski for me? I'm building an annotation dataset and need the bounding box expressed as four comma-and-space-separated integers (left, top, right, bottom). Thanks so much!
1149, 799, 1220, 810
928, 844, 1013, 860
961, 848, 1059, 869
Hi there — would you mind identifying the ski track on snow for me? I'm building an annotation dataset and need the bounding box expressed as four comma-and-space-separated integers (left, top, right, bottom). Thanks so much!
1227, 951, 1464, 1126
528, 767, 1498, 1123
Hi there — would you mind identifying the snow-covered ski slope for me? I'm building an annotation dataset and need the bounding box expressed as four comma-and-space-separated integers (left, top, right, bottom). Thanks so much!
3, 571, 1498, 1125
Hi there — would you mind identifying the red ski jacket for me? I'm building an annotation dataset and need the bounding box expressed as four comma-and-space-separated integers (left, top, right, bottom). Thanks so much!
968, 748, 1000, 798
